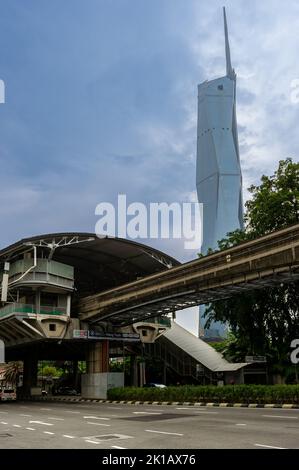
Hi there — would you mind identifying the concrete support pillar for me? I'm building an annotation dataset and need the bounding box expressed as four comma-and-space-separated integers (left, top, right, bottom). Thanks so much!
35, 290, 41, 314
23, 358, 38, 396
82, 341, 124, 399
66, 294, 71, 316
130, 355, 138, 387
86, 340, 109, 374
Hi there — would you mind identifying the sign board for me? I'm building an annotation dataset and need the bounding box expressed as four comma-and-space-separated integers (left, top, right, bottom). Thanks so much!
73, 330, 140, 342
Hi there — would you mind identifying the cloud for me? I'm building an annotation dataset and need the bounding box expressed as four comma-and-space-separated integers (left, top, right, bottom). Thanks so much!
1, 0, 299, 333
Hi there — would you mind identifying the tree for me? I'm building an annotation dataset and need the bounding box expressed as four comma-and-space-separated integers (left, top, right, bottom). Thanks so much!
205, 159, 299, 374
3, 361, 23, 386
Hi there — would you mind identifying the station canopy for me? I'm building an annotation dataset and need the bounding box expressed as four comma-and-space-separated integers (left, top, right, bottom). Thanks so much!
0, 233, 180, 298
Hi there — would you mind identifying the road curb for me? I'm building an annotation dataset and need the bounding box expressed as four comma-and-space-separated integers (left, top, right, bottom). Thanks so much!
18, 396, 299, 409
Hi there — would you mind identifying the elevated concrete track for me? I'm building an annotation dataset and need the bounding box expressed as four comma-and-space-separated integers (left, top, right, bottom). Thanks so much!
79, 224, 299, 325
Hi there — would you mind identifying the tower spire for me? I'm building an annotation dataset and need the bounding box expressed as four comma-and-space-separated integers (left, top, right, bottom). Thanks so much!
223, 6, 234, 78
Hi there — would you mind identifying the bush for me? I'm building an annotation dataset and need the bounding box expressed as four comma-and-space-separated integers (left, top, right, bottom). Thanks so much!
107, 384, 299, 404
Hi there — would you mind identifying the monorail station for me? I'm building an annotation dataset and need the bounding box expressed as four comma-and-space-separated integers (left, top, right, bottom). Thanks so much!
2, 226, 297, 398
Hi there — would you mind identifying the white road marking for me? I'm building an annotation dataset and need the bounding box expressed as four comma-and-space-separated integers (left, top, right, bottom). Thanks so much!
48, 417, 65, 421
111, 445, 127, 449
107, 407, 122, 410
85, 440, 101, 444
63, 435, 76, 439
13, 424, 21, 428
145, 429, 183, 436
44, 431, 55, 435
254, 443, 286, 449
40, 408, 51, 411
20, 414, 32, 417
176, 407, 195, 410
0, 411, 8, 414
29, 420, 54, 426
83, 416, 110, 420
66, 411, 81, 414
133, 412, 161, 415
262, 415, 298, 419
86, 422, 110, 427
26, 427, 35, 431
195, 411, 218, 415
1, 421, 8, 425
236, 423, 247, 426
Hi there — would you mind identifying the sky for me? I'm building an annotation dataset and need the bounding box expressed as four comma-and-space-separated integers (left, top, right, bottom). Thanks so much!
1, 0, 299, 334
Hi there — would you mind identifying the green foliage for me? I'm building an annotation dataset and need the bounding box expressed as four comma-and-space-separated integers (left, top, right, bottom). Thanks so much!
3, 361, 23, 385
107, 384, 299, 404
204, 158, 299, 370
41, 366, 61, 378
245, 158, 299, 235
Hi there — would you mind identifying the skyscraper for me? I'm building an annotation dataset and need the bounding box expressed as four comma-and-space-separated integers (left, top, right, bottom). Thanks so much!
196, 8, 244, 338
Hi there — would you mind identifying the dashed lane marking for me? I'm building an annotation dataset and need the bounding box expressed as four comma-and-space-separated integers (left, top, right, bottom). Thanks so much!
133, 412, 161, 415
145, 429, 183, 436
63, 435, 76, 439
29, 420, 54, 426
26, 428, 35, 431
48, 417, 65, 421
44, 431, 55, 435
86, 422, 111, 427
20, 414, 32, 417
83, 416, 110, 420
111, 445, 127, 449
13, 424, 21, 428
254, 443, 287, 449
262, 415, 298, 419
85, 440, 101, 445
65, 411, 81, 414
236, 423, 247, 426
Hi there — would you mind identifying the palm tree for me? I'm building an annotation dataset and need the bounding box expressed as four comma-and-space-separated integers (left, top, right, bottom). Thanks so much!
3, 361, 23, 386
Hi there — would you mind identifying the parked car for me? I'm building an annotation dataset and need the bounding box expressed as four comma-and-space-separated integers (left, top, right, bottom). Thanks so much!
0, 388, 16, 401
53, 386, 79, 396
143, 383, 167, 388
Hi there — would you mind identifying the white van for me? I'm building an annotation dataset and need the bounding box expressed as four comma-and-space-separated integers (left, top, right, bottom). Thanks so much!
0, 388, 16, 401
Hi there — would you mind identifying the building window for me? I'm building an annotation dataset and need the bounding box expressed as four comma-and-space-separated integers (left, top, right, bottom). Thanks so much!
49, 324, 56, 332
142, 330, 148, 337
218, 84, 223, 90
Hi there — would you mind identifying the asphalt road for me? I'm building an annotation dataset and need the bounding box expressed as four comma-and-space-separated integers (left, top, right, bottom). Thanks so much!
0, 401, 298, 449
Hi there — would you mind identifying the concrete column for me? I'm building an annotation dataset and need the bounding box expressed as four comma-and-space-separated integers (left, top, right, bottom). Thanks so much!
130, 355, 138, 387
86, 340, 109, 374
66, 294, 71, 316
35, 290, 41, 314
82, 341, 124, 399
22, 358, 38, 396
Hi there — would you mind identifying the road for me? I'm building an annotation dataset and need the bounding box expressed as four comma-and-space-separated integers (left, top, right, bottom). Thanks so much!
0, 401, 298, 449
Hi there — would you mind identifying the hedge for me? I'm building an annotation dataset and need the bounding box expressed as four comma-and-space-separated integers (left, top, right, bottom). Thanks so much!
107, 385, 299, 404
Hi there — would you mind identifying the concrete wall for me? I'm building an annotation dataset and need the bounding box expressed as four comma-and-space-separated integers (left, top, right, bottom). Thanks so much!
81, 372, 124, 399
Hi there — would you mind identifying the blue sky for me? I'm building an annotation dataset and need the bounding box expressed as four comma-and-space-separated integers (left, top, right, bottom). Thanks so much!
1, 0, 299, 333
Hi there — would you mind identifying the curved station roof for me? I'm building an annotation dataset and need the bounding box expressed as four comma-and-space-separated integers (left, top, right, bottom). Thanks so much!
0, 232, 180, 297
